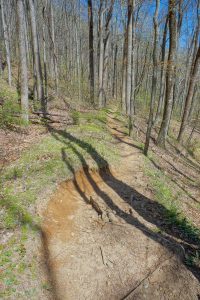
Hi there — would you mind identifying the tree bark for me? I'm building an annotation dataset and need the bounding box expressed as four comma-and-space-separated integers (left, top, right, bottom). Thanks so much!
177, 45, 200, 142
88, 0, 95, 103
17, 0, 29, 123
157, 0, 177, 148
126, 0, 133, 116
121, 30, 127, 113
98, 1, 104, 108
49, 1, 58, 92
102, 0, 114, 106
42, 2, 48, 100
28, 0, 45, 110
112, 43, 118, 98
1, 0, 12, 86
154, 15, 168, 123
144, 0, 160, 155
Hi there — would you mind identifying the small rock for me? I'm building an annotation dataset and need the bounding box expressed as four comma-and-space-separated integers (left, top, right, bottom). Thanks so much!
129, 208, 133, 215
143, 279, 149, 289
107, 212, 118, 223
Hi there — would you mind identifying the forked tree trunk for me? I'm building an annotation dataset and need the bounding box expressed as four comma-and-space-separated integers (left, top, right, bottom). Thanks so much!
17, 0, 29, 122
157, 0, 177, 148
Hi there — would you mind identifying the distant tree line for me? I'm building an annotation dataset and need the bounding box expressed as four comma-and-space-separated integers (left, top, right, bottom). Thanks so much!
0, 0, 199, 153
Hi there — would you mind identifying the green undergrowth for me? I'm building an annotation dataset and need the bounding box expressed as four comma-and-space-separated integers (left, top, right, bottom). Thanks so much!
112, 110, 128, 125
145, 156, 200, 242
0, 109, 119, 298
0, 80, 25, 128
144, 155, 200, 267
188, 138, 200, 163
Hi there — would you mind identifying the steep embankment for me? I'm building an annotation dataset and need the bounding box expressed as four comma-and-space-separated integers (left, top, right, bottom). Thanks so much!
41, 113, 200, 299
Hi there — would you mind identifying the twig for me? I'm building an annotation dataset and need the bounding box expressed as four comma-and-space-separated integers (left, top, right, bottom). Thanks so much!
121, 254, 174, 299
100, 246, 106, 266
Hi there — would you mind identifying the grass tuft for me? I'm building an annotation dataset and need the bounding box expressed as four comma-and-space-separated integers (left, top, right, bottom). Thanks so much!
144, 157, 200, 245
0, 108, 119, 298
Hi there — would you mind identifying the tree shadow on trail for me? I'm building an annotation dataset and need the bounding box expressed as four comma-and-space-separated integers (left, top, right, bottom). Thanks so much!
47, 124, 200, 283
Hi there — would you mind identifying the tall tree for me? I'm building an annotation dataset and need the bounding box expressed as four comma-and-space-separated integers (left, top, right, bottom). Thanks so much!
157, 0, 177, 148
88, 0, 95, 103
102, 0, 115, 106
126, 0, 134, 116
1, 0, 12, 86
144, 0, 160, 155
49, 0, 58, 92
17, 0, 29, 122
28, 0, 45, 110
98, 0, 104, 107
154, 15, 168, 123
177, 45, 200, 142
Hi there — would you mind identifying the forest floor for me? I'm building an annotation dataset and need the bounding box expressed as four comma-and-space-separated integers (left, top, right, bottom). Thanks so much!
1, 109, 200, 299
41, 112, 200, 299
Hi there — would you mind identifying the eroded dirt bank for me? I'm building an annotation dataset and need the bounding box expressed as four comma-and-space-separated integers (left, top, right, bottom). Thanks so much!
41, 116, 200, 300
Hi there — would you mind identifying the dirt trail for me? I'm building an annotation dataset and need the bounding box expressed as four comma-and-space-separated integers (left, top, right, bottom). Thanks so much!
41, 115, 200, 300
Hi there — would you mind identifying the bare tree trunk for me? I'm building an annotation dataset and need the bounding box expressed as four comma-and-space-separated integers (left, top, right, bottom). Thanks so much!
144, 0, 160, 155
49, 1, 58, 92
188, 85, 197, 121
121, 31, 127, 113
129, 0, 136, 136
177, 45, 200, 142
157, 0, 177, 148
112, 43, 118, 98
28, 0, 45, 110
126, 0, 133, 115
134, 42, 149, 97
88, 0, 95, 103
154, 15, 168, 123
1, 0, 12, 86
98, 1, 104, 108
102, 0, 114, 106
17, 0, 29, 122
75, 18, 82, 102
42, 2, 48, 100
0, 50, 3, 76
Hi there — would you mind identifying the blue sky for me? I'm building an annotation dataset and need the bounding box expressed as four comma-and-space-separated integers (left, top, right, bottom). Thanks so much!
78, 0, 199, 50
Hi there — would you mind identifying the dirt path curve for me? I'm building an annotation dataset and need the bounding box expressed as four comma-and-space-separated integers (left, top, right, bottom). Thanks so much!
41, 114, 200, 300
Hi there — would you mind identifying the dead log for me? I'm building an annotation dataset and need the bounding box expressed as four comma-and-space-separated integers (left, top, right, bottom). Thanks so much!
32, 111, 70, 119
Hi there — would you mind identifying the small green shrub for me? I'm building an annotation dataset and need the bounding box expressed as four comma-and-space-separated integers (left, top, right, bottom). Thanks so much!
0, 80, 22, 127
185, 251, 200, 267
71, 110, 80, 125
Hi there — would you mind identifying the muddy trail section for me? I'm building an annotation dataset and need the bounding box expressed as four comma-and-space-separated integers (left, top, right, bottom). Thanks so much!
41, 114, 200, 300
